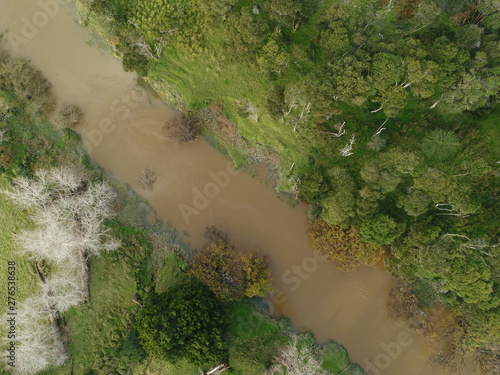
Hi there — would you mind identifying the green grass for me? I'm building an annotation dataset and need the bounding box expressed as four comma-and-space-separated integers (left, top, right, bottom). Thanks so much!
155, 253, 188, 294
57, 255, 138, 374
0, 178, 39, 305
148, 47, 323, 174
226, 300, 283, 375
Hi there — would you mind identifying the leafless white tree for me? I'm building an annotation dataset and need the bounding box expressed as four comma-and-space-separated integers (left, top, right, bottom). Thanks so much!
1, 295, 67, 375
265, 334, 327, 375
1, 166, 120, 372
41, 261, 86, 313
2, 173, 51, 209
199, 364, 230, 375
340, 134, 356, 157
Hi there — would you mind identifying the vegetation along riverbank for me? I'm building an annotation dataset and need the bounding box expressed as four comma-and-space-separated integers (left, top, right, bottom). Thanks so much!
0, 46, 366, 374
67, 0, 499, 373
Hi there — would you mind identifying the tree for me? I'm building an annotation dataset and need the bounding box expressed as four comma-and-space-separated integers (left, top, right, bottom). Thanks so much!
298, 171, 328, 204
359, 214, 403, 245
3, 167, 120, 298
414, 168, 456, 202
190, 226, 272, 301
135, 280, 228, 365
242, 251, 273, 298
404, 58, 440, 99
264, 0, 302, 30
309, 220, 384, 272
0, 51, 56, 114
1, 295, 67, 374
190, 236, 245, 301
371, 53, 405, 91
360, 161, 401, 194
225, 8, 269, 55
421, 129, 461, 162
265, 333, 327, 375
380, 148, 421, 176
55, 104, 84, 129
442, 67, 500, 113
257, 34, 290, 76
320, 167, 356, 225
324, 55, 373, 106
397, 188, 432, 216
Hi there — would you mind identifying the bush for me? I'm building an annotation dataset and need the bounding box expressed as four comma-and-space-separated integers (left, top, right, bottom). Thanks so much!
55, 104, 84, 129
135, 279, 228, 365
190, 227, 272, 301
164, 111, 200, 143
308, 220, 384, 272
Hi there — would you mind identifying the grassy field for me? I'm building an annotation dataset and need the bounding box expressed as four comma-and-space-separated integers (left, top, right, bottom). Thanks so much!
0, 178, 39, 307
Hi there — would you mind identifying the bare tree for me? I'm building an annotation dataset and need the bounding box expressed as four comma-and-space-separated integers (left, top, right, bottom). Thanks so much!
2, 172, 51, 209
1, 166, 120, 372
41, 261, 86, 313
2, 295, 67, 375
340, 134, 356, 157
265, 334, 327, 375
55, 104, 84, 129
199, 364, 230, 375
138, 167, 158, 191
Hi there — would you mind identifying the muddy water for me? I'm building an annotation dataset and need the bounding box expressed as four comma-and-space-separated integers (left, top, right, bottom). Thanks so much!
0, 1, 480, 375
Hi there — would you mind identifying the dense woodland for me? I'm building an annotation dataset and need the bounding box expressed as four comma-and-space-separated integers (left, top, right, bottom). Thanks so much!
69, 0, 500, 372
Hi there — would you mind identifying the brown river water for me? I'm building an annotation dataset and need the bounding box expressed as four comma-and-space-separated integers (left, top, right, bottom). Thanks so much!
0, 1, 481, 374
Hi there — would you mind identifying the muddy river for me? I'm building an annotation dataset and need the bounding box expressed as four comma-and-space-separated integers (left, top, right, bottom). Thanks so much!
0, 1, 481, 374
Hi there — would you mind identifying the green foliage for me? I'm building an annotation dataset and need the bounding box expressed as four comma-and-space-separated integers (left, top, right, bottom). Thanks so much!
421, 129, 461, 161
66, 0, 500, 370
190, 227, 272, 301
0, 50, 56, 114
242, 252, 273, 298
136, 279, 228, 365
372, 53, 405, 91
225, 7, 270, 56
298, 170, 328, 203
359, 214, 403, 245
227, 300, 282, 375
309, 220, 384, 272
320, 167, 356, 225
62, 255, 139, 374
397, 189, 432, 216
0, 178, 39, 303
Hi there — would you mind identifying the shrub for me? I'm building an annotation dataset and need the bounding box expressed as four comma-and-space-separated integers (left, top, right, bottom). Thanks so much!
135, 279, 228, 365
190, 227, 272, 301
55, 104, 84, 129
164, 111, 200, 143
308, 220, 384, 272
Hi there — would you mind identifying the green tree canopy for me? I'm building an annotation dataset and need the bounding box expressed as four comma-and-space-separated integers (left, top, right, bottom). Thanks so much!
421, 129, 461, 162
135, 279, 228, 365
190, 227, 272, 301
360, 214, 403, 245
309, 220, 384, 272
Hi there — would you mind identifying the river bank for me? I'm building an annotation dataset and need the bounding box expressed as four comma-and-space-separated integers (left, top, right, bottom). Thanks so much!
1, 0, 492, 374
